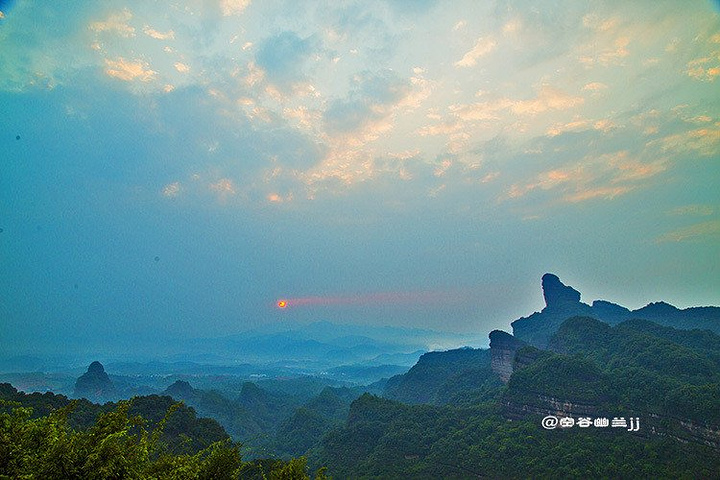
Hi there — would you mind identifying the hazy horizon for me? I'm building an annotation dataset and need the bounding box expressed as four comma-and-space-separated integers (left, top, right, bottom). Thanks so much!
1, 0, 719, 357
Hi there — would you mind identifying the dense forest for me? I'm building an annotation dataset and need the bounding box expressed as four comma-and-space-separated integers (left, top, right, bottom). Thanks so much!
308, 316, 720, 478
0, 385, 327, 479
314, 393, 720, 478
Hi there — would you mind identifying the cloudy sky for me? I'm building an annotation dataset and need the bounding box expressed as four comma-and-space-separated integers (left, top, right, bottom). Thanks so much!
1, 0, 719, 353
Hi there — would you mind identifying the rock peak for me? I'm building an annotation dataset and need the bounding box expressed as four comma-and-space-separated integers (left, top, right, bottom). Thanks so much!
87, 361, 105, 374
74, 361, 117, 402
542, 273, 581, 310
165, 380, 194, 399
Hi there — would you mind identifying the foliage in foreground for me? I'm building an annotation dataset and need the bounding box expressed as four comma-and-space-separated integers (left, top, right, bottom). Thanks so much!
0, 398, 327, 480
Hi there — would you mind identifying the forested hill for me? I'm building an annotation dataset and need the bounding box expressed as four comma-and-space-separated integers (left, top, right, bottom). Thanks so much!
309, 282, 720, 478
508, 316, 720, 426
0, 382, 230, 454
314, 392, 720, 478
311, 315, 720, 478
493, 315, 720, 449
383, 347, 502, 405
0, 383, 328, 479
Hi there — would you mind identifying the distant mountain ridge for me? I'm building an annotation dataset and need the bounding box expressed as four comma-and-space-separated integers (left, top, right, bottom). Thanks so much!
0, 320, 482, 375
511, 273, 720, 348
188, 320, 485, 365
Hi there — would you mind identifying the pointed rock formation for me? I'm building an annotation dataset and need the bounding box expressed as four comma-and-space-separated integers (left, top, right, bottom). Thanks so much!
511, 273, 720, 349
541, 273, 581, 311
164, 380, 195, 400
73, 361, 118, 403
511, 274, 593, 348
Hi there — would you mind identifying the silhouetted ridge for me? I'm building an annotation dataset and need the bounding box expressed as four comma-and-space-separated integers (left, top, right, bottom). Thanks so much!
542, 273, 581, 310
590, 300, 631, 324
73, 361, 118, 403
383, 347, 501, 405
634, 301, 679, 316
164, 380, 195, 399
87, 360, 105, 375
511, 273, 720, 348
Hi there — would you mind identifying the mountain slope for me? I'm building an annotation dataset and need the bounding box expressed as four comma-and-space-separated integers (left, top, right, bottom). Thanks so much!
314, 392, 720, 479
498, 316, 720, 448
383, 347, 502, 405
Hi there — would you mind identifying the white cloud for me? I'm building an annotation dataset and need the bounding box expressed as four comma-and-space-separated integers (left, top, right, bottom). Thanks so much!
143, 26, 175, 40
653, 127, 720, 156
430, 86, 583, 133
509, 86, 584, 116
563, 185, 633, 203
209, 178, 237, 203
578, 35, 631, 67
104, 58, 156, 82
454, 37, 497, 67
220, 0, 251, 16
506, 150, 666, 205
657, 220, 720, 243
162, 182, 182, 197
583, 82, 608, 91
582, 14, 618, 33
604, 150, 667, 182
502, 19, 522, 35
687, 57, 720, 81
89, 9, 135, 37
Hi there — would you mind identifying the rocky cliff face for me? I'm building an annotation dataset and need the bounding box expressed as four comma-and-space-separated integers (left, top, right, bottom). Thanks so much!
73, 361, 118, 403
500, 394, 601, 420
501, 395, 720, 450
489, 330, 526, 383
490, 315, 720, 451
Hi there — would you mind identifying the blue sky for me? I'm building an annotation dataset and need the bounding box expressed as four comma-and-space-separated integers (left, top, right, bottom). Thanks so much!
1, 0, 719, 353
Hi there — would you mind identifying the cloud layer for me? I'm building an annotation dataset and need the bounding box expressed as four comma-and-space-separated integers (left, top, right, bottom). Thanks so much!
0, 0, 718, 347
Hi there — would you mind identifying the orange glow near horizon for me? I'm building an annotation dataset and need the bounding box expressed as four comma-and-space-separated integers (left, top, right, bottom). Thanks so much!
274, 289, 473, 310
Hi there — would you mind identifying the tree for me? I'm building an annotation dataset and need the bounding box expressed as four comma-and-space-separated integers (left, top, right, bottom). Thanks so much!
0, 397, 320, 479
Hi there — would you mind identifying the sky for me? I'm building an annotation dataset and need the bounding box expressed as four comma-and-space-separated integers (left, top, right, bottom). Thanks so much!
1, 0, 719, 355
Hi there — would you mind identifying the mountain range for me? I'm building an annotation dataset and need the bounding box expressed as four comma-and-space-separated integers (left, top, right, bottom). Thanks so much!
512, 273, 720, 348
3, 272, 720, 478
310, 274, 720, 477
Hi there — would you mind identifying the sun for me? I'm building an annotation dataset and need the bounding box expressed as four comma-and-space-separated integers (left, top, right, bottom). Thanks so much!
277, 300, 287, 309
